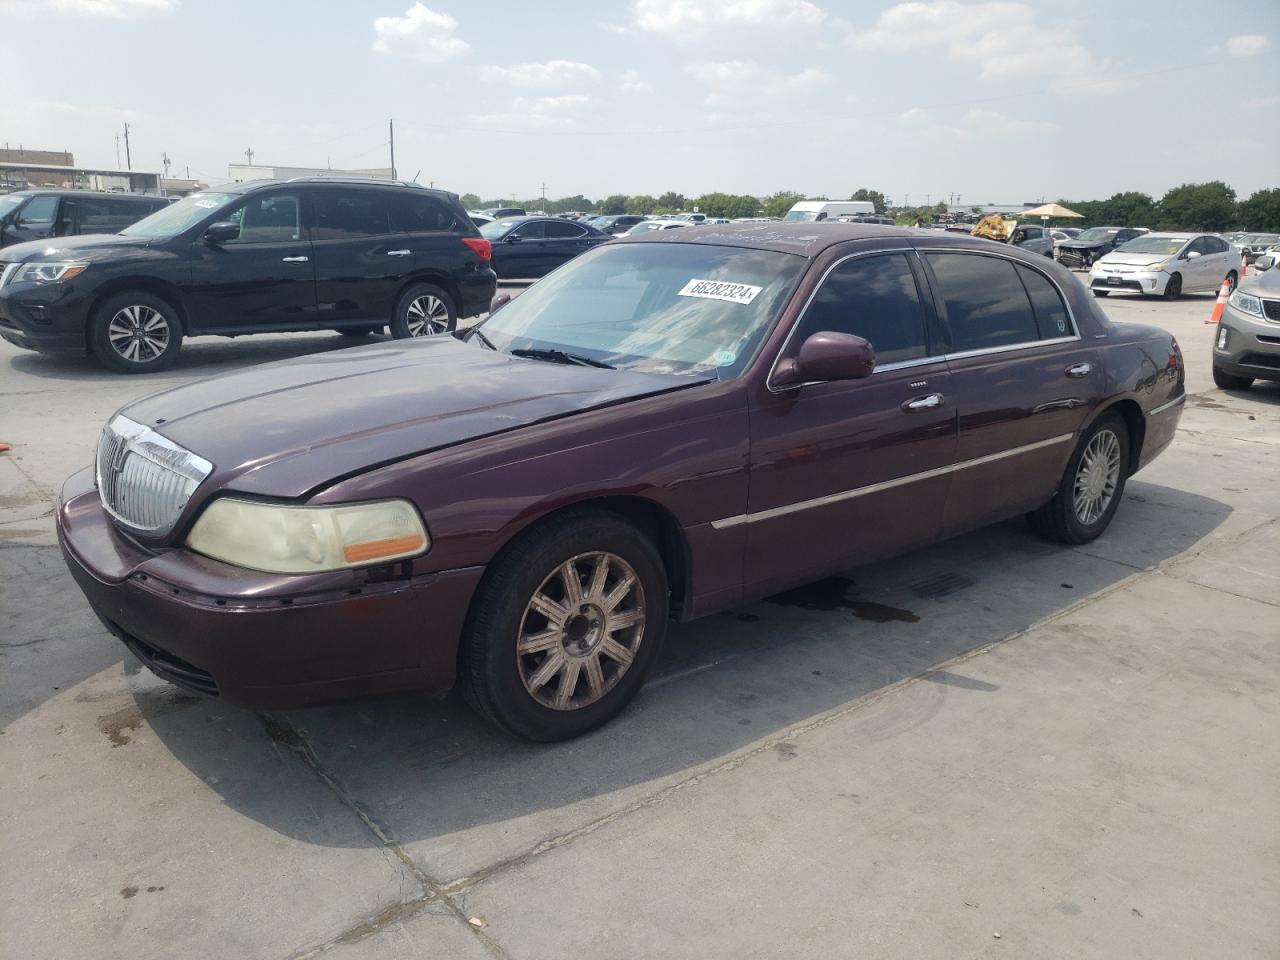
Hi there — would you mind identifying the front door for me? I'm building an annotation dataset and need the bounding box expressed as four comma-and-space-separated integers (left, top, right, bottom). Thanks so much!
3, 194, 60, 246
185, 191, 318, 332
498, 220, 550, 278
918, 250, 1102, 537
743, 249, 957, 595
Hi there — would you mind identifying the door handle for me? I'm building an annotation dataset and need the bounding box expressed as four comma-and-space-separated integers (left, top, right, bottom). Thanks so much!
281, 256, 309, 263
902, 393, 943, 411
1065, 362, 1092, 378
386, 249, 411, 257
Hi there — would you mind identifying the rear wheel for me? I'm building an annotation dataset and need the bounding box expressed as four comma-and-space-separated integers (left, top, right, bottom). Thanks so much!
89, 290, 183, 374
1028, 413, 1129, 545
1212, 366, 1253, 390
1161, 273, 1182, 301
389, 283, 456, 339
458, 509, 668, 741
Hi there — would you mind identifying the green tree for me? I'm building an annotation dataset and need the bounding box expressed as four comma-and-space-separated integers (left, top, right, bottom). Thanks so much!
850, 188, 887, 214
547, 194, 594, 215
625, 194, 657, 215
1157, 181, 1237, 231
693, 193, 760, 219
1238, 188, 1280, 231
656, 191, 685, 212
762, 190, 804, 219
600, 194, 628, 215
459, 192, 481, 210
1095, 191, 1156, 227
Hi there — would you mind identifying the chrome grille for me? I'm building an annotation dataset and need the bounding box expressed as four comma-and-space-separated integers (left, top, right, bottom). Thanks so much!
95, 415, 212, 536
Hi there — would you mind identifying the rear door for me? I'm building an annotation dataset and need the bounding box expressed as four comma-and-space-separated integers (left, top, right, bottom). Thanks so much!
1197, 235, 1234, 291
920, 250, 1101, 536
186, 190, 318, 331
744, 249, 957, 593
390, 191, 465, 289
308, 187, 412, 326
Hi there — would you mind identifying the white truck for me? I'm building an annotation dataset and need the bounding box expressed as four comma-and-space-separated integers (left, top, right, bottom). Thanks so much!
783, 200, 875, 222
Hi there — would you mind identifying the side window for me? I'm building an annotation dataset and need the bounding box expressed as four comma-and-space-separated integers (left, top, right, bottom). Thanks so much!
391, 194, 456, 232
224, 194, 302, 244
73, 198, 116, 229
1117, 230, 1138, 244
1187, 237, 1210, 256
513, 221, 546, 239
18, 195, 59, 225
545, 220, 586, 238
107, 199, 150, 221
925, 253, 1039, 353
311, 191, 392, 239
1015, 264, 1073, 339
1204, 236, 1229, 254
794, 253, 928, 365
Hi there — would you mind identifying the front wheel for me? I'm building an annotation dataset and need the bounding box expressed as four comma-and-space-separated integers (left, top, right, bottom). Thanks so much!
458, 509, 668, 741
89, 290, 183, 374
1212, 366, 1253, 390
1027, 413, 1129, 545
1224, 271, 1238, 294
1161, 273, 1182, 301
1092, 289, 1110, 298
389, 283, 456, 339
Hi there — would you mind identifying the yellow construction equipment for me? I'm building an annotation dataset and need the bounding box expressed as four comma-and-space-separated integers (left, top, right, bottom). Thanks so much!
971, 213, 1017, 242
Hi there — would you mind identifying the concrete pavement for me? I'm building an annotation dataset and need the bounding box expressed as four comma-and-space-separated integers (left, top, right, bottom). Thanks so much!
1, 286, 1277, 959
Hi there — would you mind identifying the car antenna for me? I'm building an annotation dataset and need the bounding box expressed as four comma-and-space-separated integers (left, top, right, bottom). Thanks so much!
411, 170, 421, 183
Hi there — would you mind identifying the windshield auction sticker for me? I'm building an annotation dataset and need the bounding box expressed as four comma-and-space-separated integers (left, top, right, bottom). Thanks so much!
677, 278, 763, 305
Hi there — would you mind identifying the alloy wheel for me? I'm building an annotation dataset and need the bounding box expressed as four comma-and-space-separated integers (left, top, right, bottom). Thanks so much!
1073, 429, 1121, 526
404, 295, 449, 337
516, 551, 646, 711
106, 304, 171, 363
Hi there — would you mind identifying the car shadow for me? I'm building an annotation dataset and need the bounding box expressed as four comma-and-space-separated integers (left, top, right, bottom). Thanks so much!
124, 479, 1230, 855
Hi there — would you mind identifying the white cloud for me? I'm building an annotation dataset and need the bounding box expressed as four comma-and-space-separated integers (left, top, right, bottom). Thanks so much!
899, 105, 1056, 139
477, 60, 600, 88
467, 94, 594, 129
686, 60, 830, 124
852, 1, 1117, 91
620, 68, 654, 93
1248, 94, 1280, 108
635, 0, 826, 32
1227, 34, 1269, 57
371, 3, 470, 62
35, 0, 175, 16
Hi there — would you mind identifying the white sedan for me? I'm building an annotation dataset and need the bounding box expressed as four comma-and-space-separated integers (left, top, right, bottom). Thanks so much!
622, 219, 691, 236
1088, 233, 1240, 300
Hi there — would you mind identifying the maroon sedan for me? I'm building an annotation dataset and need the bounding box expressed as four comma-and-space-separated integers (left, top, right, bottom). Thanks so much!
58, 224, 1184, 740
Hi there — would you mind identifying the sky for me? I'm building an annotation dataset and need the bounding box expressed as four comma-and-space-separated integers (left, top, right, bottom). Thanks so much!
2, 0, 1277, 206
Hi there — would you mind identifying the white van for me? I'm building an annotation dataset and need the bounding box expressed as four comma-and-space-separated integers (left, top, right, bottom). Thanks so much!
783, 200, 875, 223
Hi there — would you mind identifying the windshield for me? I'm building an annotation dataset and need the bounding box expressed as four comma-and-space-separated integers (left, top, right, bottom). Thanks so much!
1076, 228, 1120, 242
783, 211, 818, 222
477, 242, 805, 378
121, 191, 235, 238
1117, 237, 1187, 255
479, 219, 517, 239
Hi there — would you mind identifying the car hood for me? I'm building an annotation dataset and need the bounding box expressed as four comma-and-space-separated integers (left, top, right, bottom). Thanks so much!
1097, 252, 1171, 267
123, 335, 708, 499
1057, 238, 1114, 250
0, 232, 152, 262
1241, 265, 1280, 296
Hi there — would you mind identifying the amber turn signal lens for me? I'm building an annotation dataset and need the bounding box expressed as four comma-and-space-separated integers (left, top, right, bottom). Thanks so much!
342, 534, 426, 564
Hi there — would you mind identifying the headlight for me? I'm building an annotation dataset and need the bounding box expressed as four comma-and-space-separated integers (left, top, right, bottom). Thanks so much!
186, 498, 429, 574
1146, 261, 1167, 273
11, 261, 88, 284
1230, 291, 1263, 317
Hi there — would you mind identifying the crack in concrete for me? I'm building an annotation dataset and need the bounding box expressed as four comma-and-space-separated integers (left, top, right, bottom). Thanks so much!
259, 712, 513, 960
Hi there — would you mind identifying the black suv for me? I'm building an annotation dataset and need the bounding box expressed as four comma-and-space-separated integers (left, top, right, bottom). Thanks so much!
0, 178, 496, 373
0, 190, 170, 249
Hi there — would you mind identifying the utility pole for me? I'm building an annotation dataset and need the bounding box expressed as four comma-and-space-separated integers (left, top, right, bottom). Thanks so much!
161, 152, 171, 178
389, 119, 396, 180
122, 122, 132, 170
244, 146, 254, 166
115, 134, 121, 168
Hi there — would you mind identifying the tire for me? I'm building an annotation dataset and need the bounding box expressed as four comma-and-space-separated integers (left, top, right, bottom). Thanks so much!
1092, 289, 1110, 298
337, 325, 382, 338
1027, 413, 1130, 545
1161, 273, 1182, 301
458, 508, 669, 741
88, 290, 183, 374
389, 283, 456, 339
1212, 366, 1253, 390
1225, 271, 1238, 294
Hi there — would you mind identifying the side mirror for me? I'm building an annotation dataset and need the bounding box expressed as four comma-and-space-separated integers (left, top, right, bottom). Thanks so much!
505, 233, 522, 243
489, 293, 512, 314
1256, 254, 1275, 271
773, 331, 876, 388
202, 221, 239, 244
1185, 250, 1201, 259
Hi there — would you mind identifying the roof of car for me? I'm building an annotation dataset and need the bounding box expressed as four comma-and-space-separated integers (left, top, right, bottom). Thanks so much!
218, 178, 452, 197
617, 221, 924, 256
4, 188, 165, 201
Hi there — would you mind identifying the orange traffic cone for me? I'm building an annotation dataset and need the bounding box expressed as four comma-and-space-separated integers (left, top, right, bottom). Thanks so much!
1205, 277, 1232, 324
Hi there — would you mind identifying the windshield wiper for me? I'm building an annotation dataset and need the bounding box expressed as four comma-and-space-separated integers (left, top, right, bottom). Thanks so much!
469, 327, 497, 350
510, 347, 615, 369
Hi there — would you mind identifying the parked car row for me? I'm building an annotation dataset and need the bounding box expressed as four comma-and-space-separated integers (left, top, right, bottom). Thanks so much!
0, 190, 171, 248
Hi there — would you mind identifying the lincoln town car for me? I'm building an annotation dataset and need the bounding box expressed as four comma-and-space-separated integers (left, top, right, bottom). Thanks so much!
58, 224, 1185, 740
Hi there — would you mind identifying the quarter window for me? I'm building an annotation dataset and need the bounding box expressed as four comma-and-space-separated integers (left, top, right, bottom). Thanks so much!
1015, 264, 1073, 339
926, 253, 1039, 352
794, 253, 928, 364
311, 191, 393, 239
224, 194, 302, 244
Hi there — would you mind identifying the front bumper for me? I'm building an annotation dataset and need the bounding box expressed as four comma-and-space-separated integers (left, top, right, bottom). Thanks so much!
1213, 301, 1280, 383
1055, 247, 1106, 270
1088, 267, 1165, 295
57, 468, 484, 708
0, 278, 93, 354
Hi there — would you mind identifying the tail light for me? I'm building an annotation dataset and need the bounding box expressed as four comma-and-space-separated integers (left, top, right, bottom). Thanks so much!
462, 237, 491, 261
